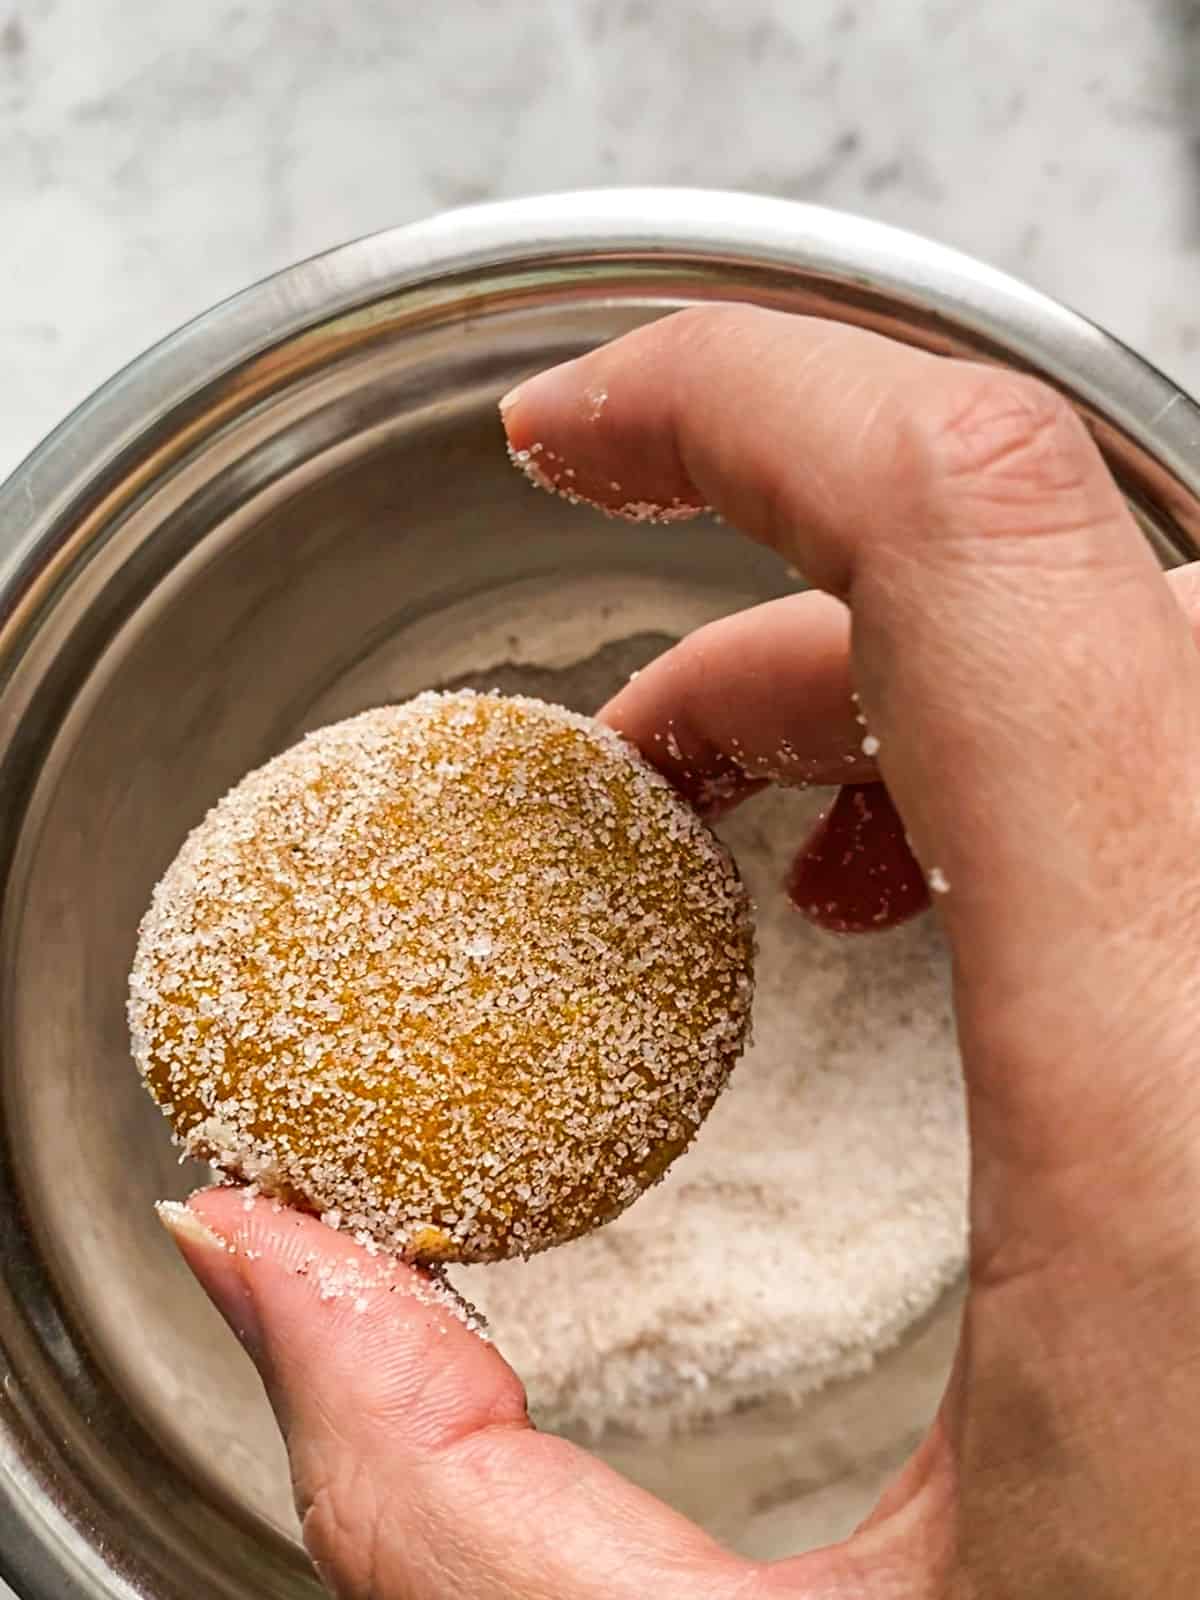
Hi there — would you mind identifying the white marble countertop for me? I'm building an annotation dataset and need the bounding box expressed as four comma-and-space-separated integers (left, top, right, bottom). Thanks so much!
0, 2, 1198, 1594
3, 0, 1200, 481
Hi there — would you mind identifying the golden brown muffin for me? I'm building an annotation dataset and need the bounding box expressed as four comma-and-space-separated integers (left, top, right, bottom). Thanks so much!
129, 691, 754, 1261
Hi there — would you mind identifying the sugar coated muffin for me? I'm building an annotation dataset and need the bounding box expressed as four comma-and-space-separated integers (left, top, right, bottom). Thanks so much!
129, 691, 754, 1261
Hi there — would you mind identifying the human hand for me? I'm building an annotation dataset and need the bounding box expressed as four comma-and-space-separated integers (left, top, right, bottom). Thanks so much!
163, 306, 1200, 1596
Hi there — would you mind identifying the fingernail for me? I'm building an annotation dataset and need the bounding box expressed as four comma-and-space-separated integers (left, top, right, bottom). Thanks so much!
500, 364, 567, 425
498, 380, 528, 421
156, 1199, 228, 1252
157, 1200, 264, 1359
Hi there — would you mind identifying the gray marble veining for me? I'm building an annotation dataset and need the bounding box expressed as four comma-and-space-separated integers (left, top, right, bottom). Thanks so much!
3, 0, 1200, 478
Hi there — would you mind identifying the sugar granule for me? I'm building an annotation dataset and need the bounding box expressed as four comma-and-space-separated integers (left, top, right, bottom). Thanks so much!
296, 1244, 490, 1338
505, 439, 710, 526
129, 691, 753, 1265
457, 784, 968, 1440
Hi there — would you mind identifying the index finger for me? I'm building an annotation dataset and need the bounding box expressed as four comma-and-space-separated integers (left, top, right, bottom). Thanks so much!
501, 306, 1200, 1276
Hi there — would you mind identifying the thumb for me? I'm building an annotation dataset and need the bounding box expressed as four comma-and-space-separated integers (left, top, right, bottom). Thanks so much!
158, 1190, 828, 1600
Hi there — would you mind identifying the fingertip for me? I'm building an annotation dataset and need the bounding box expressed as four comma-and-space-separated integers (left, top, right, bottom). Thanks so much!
788, 784, 931, 934
156, 1196, 228, 1255
497, 381, 526, 421
499, 351, 708, 523
159, 1191, 266, 1356
178, 1191, 530, 1455
186, 1189, 488, 1341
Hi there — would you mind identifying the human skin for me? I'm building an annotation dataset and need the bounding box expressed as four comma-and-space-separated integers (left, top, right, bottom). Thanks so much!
162, 306, 1200, 1597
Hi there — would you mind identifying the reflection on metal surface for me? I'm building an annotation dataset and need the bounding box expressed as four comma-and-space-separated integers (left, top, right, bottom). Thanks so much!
0, 190, 1197, 1599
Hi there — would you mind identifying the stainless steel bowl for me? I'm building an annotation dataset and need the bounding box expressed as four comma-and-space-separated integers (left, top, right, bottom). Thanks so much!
2, 189, 1199, 1600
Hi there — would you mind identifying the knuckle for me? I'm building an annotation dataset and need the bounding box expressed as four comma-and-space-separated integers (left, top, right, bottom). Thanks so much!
423, 1365, 531, 1457
664, 301, 761, 361
298, 1461, 382, 1600
901, 368, 1107, 545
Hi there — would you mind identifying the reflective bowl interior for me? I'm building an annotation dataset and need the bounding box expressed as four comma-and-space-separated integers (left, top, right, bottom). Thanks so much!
4, 197, 1200, 1599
